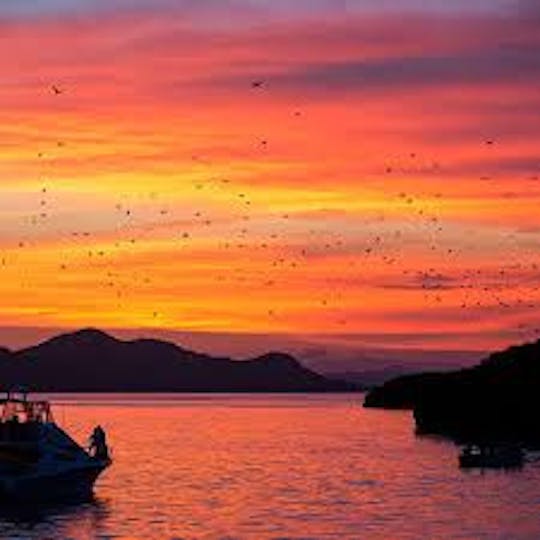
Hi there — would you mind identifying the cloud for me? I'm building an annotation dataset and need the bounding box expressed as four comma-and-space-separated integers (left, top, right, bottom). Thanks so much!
0, 0, 515, 19
212, 44, 540, 95
0, 0, 539, 353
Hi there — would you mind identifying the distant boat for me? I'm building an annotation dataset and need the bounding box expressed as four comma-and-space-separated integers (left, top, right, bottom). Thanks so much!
458, 443, 524, 469
0, 390, 111, 500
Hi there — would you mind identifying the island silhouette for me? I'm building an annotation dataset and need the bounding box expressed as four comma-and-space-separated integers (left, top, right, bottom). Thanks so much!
0, 328, 356, 393
364, 338, 540, 446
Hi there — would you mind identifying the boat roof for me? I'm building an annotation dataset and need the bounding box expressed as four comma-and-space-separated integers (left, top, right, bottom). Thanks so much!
0, 389, 47, 402
0, 397, 47, 403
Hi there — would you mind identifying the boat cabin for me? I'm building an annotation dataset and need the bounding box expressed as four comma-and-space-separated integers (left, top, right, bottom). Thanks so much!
0, 391, 53, 424
0, 391, 53, 444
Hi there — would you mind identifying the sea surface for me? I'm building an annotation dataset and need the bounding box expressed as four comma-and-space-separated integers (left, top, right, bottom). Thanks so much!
1, 393, 540, 539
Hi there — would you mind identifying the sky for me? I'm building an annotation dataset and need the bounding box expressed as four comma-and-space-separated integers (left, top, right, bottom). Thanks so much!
0, 0, 539, 367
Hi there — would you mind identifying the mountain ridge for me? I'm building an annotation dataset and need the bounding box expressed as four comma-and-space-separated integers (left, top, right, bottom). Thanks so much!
0, 328, 356, 393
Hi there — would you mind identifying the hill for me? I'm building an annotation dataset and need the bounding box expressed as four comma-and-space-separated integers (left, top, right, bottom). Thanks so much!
323, 365, 455, 390
363, 339, 540, 445
0, 328, 355, 393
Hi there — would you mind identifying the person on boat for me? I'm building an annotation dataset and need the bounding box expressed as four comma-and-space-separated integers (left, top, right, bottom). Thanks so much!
89, 425, 109, 460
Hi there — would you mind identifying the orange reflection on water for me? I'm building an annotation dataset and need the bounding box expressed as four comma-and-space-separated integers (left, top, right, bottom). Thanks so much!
1, 394, 539, 540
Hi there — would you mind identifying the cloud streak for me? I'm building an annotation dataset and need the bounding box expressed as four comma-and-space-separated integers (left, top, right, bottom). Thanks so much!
0, 1, 539, 359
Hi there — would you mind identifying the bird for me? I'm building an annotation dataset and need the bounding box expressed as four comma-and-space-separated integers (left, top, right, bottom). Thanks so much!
251, 80, 265, 89
51, 85, 63, 95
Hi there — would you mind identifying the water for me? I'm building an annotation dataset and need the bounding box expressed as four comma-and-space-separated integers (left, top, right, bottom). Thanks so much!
1, 393, 540, 539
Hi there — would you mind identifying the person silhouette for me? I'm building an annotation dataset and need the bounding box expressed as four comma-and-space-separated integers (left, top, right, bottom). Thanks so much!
90, 425, 109, 460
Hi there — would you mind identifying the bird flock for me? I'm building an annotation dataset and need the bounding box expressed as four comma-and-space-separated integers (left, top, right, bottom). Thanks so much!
1, 79, 539, 342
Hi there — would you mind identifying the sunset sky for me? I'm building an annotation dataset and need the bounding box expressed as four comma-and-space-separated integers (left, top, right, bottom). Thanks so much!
0, 0, 539, 367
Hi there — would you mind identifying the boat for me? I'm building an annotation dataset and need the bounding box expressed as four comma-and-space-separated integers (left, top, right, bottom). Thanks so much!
0, 389, 111, 500
458, 443, 524, 469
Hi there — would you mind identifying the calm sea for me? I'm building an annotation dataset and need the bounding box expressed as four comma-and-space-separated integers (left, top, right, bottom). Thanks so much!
1, 393, 540, 539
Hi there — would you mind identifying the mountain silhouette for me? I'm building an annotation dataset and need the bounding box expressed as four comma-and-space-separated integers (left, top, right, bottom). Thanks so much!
363, 338, 540, 445
0, 328, 355, 392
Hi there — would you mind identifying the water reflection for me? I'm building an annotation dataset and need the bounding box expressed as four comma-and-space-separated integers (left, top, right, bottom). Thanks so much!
2, 395, 540, 539
0, 496, 110, 539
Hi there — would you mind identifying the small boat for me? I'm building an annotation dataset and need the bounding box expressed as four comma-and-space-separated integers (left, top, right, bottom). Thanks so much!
459, 443, 524, 469
0, 390, 111, 500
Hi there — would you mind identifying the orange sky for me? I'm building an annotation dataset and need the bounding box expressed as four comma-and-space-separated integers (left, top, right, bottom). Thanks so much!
1, 1, 539, 364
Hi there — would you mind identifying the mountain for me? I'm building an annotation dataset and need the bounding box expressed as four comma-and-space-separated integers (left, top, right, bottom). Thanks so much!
322, 364, 455, 389
363, 338, 540, 445
0, 328, 356, 393
305, 349, 480, 377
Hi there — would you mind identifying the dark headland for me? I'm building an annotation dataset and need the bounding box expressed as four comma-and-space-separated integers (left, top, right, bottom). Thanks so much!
364, 339, 540, 446
0, 328, 356, 393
